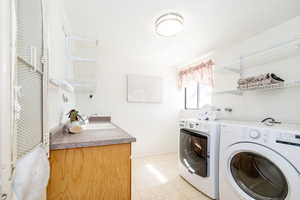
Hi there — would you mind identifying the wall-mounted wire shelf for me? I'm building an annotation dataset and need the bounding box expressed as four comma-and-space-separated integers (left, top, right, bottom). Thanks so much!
68, 80, 96, 93
240, 80, 300, 91
69, 56, 97, 63
213, 89, 243, 96
213, 36, 300, 96
66, 35, 98, 63
214, 36, 300, 74
49, 78, 74, 93
214, 80, 300, 95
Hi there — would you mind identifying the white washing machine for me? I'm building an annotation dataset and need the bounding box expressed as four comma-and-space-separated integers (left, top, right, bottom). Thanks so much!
179, 119, 220, 199
219, 121, 300, 200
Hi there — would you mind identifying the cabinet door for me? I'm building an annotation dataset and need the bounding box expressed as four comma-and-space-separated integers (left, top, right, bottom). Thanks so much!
47, 144, 131, 200
16, 0, 46, 159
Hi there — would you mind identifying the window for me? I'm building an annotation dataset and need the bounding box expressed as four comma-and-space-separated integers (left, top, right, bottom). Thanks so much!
184, 82, 211, 109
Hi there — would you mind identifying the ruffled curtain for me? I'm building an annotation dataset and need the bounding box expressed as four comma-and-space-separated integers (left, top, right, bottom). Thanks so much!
178, 59, 214, 88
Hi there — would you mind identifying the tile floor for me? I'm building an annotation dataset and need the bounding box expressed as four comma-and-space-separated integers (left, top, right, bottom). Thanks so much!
132, 153, 211, 200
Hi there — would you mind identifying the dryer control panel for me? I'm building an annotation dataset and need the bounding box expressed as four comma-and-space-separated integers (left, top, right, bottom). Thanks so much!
179, 120, 186, 129
179, 119, 211, 133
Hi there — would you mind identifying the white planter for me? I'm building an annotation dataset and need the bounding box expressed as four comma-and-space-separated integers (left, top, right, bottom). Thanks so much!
66, 121, 82, 134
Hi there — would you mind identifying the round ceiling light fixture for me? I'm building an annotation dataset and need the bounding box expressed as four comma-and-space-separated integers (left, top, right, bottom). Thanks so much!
155, 13, 184, 37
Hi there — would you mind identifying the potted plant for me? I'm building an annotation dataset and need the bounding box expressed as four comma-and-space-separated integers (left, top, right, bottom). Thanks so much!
66, 109, 83, 134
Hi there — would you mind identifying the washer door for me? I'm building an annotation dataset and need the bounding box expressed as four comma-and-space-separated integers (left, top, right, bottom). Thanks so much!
225, 143, 299, 200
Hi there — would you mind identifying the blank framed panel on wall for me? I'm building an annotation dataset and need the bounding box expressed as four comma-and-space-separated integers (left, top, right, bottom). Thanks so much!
127, 74, 163, 103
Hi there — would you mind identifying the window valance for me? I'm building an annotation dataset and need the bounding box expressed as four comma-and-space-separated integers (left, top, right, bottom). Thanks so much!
178, 60, 214, 88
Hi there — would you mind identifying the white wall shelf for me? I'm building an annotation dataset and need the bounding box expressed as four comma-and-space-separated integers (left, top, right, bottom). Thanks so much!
66, 35, 98, 63
214, 36, 300, 95
239, 81, 300, 92
69, 56, 97, 63
214, 81, 300, 96
49, 79, 97, 93
68, 80, 96, 93
214, 36, 300, 74
214, 61, 241, 74
213, 90, 243, 96
49, 78, 74, 93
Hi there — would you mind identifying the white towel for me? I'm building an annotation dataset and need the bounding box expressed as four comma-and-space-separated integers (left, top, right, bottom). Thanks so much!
13, 146, 50, 200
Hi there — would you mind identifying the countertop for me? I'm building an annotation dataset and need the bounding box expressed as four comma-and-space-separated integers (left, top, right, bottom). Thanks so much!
50, 122, 136, 150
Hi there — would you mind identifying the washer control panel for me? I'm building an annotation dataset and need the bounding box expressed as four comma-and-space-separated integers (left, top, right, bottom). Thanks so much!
245, 129, 270, 143
280, 132, 294, 141
249, 130, 261, 139
277, 132, 300, 146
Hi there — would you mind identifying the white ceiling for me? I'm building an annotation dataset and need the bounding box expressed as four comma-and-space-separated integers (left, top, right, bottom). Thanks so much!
64, 0, 300, 67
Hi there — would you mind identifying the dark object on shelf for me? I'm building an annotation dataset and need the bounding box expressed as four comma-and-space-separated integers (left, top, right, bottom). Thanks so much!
270, 73, 284, 82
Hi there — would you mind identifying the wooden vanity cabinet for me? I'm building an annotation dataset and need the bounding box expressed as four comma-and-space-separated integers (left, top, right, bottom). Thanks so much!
47, 143, 132, 200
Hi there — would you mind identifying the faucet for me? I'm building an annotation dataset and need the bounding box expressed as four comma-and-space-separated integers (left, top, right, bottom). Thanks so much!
261, 117, 281, 126
80, 115, 89, 125
215, 107, 233, 112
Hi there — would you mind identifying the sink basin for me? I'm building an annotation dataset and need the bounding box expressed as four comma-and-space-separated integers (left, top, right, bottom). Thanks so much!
82, 123, 116, 130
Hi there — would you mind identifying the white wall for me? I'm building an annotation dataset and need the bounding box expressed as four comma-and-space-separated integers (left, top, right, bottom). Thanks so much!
46, 0, 76, 129
76, 52, 183, 156
209, 16, 300, 124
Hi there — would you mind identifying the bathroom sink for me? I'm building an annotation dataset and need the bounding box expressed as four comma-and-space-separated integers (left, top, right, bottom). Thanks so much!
82, 123, 116, 130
